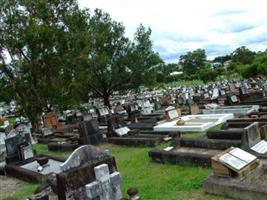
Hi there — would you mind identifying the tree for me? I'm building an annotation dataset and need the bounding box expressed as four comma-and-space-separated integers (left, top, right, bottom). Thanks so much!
213, 55, 231, 65
0, 0, 89, 126
83, 9, 130, 107
179, 49, 206, 78
126, 24, 163, 89
231, 46, 256, 65
84, 13, 162, 106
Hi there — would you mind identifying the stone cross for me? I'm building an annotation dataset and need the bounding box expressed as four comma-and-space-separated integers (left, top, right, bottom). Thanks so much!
86, 164, 122, 200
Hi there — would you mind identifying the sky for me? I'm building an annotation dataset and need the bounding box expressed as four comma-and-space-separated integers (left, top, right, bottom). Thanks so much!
78, 0, 267, 63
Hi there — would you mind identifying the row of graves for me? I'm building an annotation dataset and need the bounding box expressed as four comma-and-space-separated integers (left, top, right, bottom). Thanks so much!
152, 77, 267, 108
148, 103, 267, 200
1, 77, 267, 199
2, 141, 141, 199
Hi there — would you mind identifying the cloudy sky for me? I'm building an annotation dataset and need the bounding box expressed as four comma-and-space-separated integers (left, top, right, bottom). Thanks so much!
78, 0, 267, 63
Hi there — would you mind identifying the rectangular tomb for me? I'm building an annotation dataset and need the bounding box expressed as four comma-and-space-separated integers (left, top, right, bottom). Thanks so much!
153, 114, 234, 132
202, 105, 259, 117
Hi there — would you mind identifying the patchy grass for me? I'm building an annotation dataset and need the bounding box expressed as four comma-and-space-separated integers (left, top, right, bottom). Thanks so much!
13, 143, 231, 200
0, 183, 39, 200
5, 117, 17, 126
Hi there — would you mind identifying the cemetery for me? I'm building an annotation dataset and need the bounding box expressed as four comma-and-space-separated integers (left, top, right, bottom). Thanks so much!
1, 0, 267, 199
1, 81, 267, 199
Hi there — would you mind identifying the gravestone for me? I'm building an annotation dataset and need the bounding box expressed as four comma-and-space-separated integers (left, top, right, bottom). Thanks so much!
5, 133, 33, 163
56, 145, 121, 200
240, 81, 249, 95
142, 100, 154, 114
43, 112, 60, 130
165, 106, 180, 121
211, 88, 219, 100
219, 89, 226, 96
204, 93, 210, 99
79, 119, 103, 145
189, 103, 200, 115
229, 95, 239, 103
86, 164, 122, 200
83, 112, 92, 121
241, 122, 261, 151
114, 127, 130, 137
60, 145, 109, 172
229, 83, 236, 92
41, 127, 54, 137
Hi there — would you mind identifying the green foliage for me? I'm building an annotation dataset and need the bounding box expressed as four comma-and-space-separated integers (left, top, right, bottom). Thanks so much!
251, 52, 267, 75
0, 0, 89, 125
198, 67, 217, 82
179, 49, 206, 77
231, 46, 256, 65
127, 24, 163, 89
84, 17, 162, 105
213, 55, 231, 64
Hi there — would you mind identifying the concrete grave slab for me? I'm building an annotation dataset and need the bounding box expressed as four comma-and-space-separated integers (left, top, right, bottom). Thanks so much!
153, 114, 234, 132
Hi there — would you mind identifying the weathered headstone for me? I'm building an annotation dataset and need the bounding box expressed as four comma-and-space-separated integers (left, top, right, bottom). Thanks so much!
241, 122, 261, 151
189, 103, 200, 115
56, 145, 120, 200
79, 119, 103, 145
43, 112, 60, 130
5, 133, 32, 163
86, 164, 122, 200
60, 145, 109, 172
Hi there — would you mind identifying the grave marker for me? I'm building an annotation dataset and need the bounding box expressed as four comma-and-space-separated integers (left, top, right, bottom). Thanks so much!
86, 164, 122, 200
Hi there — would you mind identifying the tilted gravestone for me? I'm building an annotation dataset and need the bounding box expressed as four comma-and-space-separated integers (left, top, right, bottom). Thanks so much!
56, 145, 121, 200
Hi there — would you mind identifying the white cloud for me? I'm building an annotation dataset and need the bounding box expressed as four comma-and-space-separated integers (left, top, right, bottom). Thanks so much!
78, 0, 267, 62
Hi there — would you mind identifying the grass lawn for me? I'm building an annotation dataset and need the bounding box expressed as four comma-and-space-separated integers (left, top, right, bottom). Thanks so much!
3, 143, 231, 200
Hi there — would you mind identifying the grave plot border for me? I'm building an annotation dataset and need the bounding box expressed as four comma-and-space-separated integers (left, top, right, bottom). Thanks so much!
5, 154, 65, 182
56, 156, 117, 200
204, 164, 267, 200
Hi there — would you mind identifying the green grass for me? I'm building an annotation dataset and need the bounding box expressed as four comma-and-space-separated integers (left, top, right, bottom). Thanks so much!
6, 143, 231, 200
5, 117, 17, 126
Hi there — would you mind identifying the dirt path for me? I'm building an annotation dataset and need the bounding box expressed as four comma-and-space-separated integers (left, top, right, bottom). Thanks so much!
0, 175, 26, 197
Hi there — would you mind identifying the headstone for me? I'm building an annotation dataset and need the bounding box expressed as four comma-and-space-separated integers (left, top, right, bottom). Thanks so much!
5, 133, 32, 163
230, 95, 239, 103
41, 127, 54, 137
165, 107, 180, 121
229, 83, 236, 92
142, 100, 154, 114
56, 145, 120, 200
204, 93, 210, 99
43, 112, 60, 130
240, 84, 248, 95
60, 145, 109, 172
19, 143, 34, 160
86, 164, 122, 200
219, 89, 226, 96
79, 119, 103, 145
211, 88, 219, 100
189, 103, 200, 115
218, 148, 257, 172
114, 127, 130, 137
241, 122, 261, 151
98, 107, 110, 117
251, 140, 267, 154
83, 113, 92, 121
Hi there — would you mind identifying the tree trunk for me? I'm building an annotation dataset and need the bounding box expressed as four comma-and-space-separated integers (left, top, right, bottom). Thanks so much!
103, 93, 111, 108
